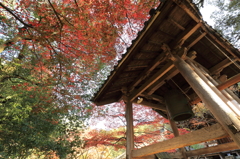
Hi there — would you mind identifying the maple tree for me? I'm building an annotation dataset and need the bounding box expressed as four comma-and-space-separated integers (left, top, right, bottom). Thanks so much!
211, 0, 240, 48
86, 101, 189, 150
0, 0, 160, 158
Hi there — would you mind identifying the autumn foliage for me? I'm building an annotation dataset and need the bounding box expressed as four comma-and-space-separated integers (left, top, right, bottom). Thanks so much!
0, 0, 161, 158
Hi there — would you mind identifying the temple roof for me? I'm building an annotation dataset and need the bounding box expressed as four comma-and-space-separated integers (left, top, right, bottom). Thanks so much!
92, 0, 240, 116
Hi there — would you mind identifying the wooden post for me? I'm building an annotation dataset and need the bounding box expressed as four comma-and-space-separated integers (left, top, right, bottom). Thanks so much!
186, 60, 240, 116
125, 96, 134, 159
171, 54, 240, 148
169, 118, 187, 159
167, 111, 187, 159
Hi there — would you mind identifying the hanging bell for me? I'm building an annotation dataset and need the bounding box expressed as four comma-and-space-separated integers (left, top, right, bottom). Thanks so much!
164, 89, 194, 121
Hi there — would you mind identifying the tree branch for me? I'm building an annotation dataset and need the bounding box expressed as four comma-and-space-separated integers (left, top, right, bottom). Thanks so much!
0, 2, 33, 28
47, 0, 63, 28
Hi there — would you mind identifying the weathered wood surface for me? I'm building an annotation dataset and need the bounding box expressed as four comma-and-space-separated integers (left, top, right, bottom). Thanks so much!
187, 60, 240, 116
129, 47, 169, 93
209, 58, 237, 75
125, 97, 134, 159
133, 155, 156, 159
172, 55, 240, 148
186, 142, 238, 157
187, 32, 206, 49
169, 118, 187, 159
132, 123, 228, 158
129, 62, 174, 102
133, 99, 166, 111
217, 73, 240, 90
190, 73, 240, 105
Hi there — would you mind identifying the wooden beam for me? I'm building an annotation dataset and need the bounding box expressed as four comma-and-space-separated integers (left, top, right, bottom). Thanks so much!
168, 18, 185, 30
179, 23, 202, 44
146, 51, 197, 95
217, 73, 240, 90
187, 32, 206, 49
129, 48, 166, 91
209, 58, 237, 75
133, 155, 156, 159
190, 73, 240, 105
125, 97, 134, 159
172, 0, 240, 60
140, 93, 164, 103
186, 142, 239, 157
172, 55, 240, 148
156, 30, 175, 39
171, 23, 202, 49
172, 0, 201, 23
127, 64, 149, 69
129, 62, 174, 102
202, 29, 240, 60
132, 123, 228, 158
147, 67, 178, 95
132, 99, 167, 112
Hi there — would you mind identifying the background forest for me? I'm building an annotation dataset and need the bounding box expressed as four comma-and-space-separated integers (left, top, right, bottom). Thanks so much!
0, 0, 239, 158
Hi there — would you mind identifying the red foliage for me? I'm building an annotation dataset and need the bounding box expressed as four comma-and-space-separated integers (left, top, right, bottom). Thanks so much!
87, 101, 167, 149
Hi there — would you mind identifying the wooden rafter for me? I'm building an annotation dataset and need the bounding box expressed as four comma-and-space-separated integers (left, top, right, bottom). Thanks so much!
129, 62, 174, 102
132, 124, 228, 158
129, 47, 169, 92
168, 18, 185, 30
133, 99, 166, 111
140, 93, 164, 103
146, 67, 178, 95
209, 58, 237, 75
172, 0, 240, 59
187, 32, 206, 49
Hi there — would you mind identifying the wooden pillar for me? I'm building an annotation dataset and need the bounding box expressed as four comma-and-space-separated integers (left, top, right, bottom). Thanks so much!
167, 110, 187, 159
168, 118, 187, 159
171, 54, 240, 148
186, 60, 240, 116
125, 96, 134, 159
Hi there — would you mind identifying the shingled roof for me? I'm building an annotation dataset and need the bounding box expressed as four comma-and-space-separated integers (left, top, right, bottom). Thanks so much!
92, 0, 240, 117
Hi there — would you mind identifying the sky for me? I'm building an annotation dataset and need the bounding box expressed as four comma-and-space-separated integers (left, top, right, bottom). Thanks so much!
200, 4, 217, 26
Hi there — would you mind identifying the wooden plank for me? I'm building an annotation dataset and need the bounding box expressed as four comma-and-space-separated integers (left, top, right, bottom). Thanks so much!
179, 23, 202, 43
172, 0, 201, 23
186, 142, 239, 157
209, 58, 237, 75
147, 67, 178, 95
133, 99, 167, 111
171, 22, 202, 49
133, 155, 156, 159
132, 123, 228, 158
140, 93, 164, 103
125, 97, 134, 159
156, 30, 175, 39
129, 62, 174, 102
168, 18, 185, 30
129, 50, 168, 92
187, 32, 206, 49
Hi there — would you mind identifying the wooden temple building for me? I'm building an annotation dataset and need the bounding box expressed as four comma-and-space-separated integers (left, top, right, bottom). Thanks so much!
92, 0, 240, 158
